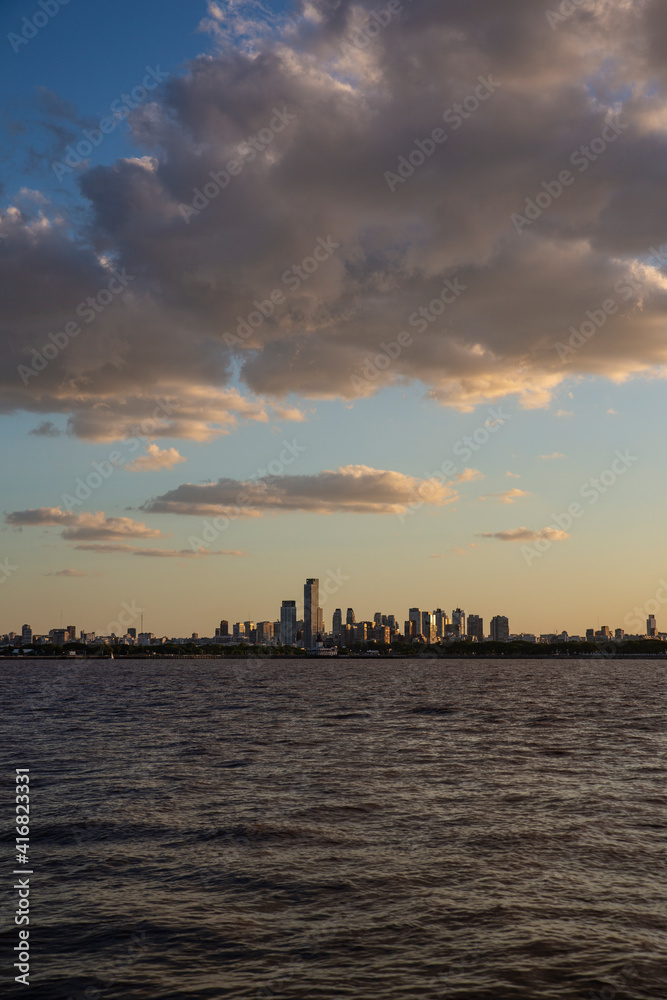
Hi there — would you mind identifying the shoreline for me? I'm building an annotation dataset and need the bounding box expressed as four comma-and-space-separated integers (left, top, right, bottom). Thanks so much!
5, 653, 667, 661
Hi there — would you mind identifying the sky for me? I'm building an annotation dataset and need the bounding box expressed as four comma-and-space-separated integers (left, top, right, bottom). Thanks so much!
2, 0, 667, 638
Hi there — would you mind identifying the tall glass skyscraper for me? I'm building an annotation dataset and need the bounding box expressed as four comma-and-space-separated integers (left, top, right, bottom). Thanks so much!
304, 578, 320, 648
280, 600, 297, 645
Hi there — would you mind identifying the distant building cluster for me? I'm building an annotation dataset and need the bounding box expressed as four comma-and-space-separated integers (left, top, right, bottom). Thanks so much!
5, 576, 666, 655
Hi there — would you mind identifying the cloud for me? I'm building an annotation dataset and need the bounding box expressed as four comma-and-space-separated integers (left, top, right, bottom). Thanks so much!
142, 465, 459, 517
477, 527, 570, 542
505, 471, 521, 479
5, 507, 165, 541
73, 543, 244, 557
29, 420, 61, 437
539, 452, 566, 460
455, 468, 485, 483
480, 488, 533, 504
126, 444, 187, 472
555, 409, 573, 417
3, 2, 667, 434
44, 568, 89, 577
607, 408, 617, 414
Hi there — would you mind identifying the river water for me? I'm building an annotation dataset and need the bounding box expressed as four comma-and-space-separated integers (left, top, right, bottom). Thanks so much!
2, 657, 666, 998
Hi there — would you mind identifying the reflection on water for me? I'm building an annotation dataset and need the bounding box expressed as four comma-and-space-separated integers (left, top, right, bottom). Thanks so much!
2, 657, 667, 998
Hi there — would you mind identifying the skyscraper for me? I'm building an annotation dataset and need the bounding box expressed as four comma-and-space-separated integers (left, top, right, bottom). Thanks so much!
346, 608, 356, 625
304, 578, 320, 648
409, 608, 422, 636
219, 620, 229, 636
490, 615, 510, 641
333, 609, 343, 639
21, 624, 32, 645
421, 610, 436, 642
280, 600, 297, 645
647, 614, 657, 636
434, 609, 449, 638
257, 621, 274, 643
467, 614, 484, 641
452, 608, 466, 637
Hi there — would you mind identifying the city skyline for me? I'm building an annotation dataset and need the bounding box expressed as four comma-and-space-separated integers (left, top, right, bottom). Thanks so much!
2, 0, 667, 637
4, 575, 663, 647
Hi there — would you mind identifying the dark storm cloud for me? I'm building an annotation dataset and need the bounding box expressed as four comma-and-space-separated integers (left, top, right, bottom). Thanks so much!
2, 0, 667, 437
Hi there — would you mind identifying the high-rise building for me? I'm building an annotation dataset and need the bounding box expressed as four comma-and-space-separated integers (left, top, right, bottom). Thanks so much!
490, 615, 509, 641
409, 608, 422, 636
404, 619, 416, 639
332, 609, 343, 640
50, 628, 66, 645
304, 578, 319, 648
21, 624, 32, 645
467, 614, 484, 641
647, 614, 657, 636
421, 611, 436, 642
346, 608, 356, 625
219, 620, 229, 636
280, 600, 297, 645
66, 624, 76, 643
317, 607, 324, 638
586, 628, 595, 642
353, 622, 368, 643
128, 628, 137, 639
257, 621, 274, 642
452, 608, 466, 636
615, 628, 625, 640
232, 622, 246, 639
374, 612, 383, 625
434, 609, 449, 638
